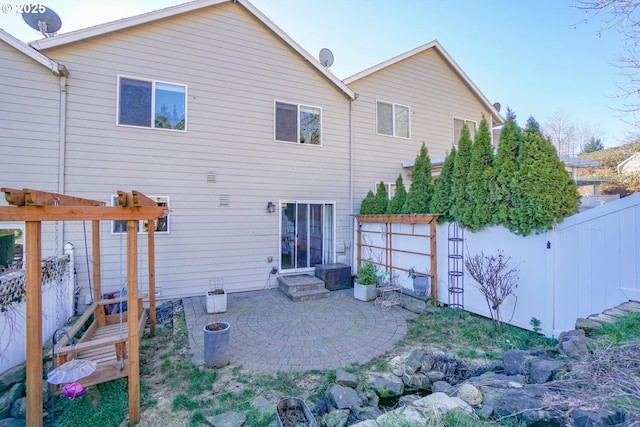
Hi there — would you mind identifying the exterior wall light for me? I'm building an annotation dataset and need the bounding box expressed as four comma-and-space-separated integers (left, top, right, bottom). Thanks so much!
267, 201, 276, 213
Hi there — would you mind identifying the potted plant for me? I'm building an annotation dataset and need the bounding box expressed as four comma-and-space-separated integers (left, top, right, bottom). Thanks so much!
206, 279, 227, 314
354, 260, 377, 301
203, 321, 230, 368
407, 267, 429, 296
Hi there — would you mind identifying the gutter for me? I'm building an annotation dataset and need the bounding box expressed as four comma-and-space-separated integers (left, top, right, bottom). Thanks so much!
57, 74, 68, 254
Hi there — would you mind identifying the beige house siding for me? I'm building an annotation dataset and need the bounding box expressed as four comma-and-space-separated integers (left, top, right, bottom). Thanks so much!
0, 35, 64, 254
38, 3, 352, 298
348, 47, 497, 211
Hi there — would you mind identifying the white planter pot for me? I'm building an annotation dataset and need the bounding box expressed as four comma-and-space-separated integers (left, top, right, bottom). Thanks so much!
206, 291, 227, 314
354, 282, 377, 302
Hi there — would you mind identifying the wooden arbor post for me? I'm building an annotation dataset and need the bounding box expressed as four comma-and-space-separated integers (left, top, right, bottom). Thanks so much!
0, 188, 166, 427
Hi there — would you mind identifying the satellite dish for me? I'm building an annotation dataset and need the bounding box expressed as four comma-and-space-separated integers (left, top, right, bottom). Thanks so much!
319, 48, 334, 68
492, 102, 501, 113
22, 5, 62, 38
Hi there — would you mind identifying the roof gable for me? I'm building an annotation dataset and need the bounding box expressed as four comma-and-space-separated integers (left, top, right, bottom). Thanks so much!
344, 40, 503, 125
0, 28, 67, 76
28, 0, 354, 100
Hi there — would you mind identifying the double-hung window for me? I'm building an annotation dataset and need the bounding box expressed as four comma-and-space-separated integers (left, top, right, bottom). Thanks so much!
274, 101, 322, 145
377, 100, 410, 138
118, 76, 187, 131
453, 118, 477, 145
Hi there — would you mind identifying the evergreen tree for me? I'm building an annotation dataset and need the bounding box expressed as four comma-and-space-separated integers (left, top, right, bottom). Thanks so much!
430, 147, 456, 222
510, 117, 580, 235
466, 116, 495, 231
387, 174, 407, 214
372, 181, 389, 214
450, 124, 473, 224
493, 110, 524, 230
403, 143, 433, 214
359, 190, 376, 215
582, 137, 604, 153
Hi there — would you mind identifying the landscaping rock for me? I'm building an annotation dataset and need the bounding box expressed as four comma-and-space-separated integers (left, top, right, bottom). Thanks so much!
502, 349, 530, 376
0, 419, 26, 427
421, 351, 434, 372
351, 405, 382, 421
431, 380, 453, 394
0, 384, 24, 420
404, 349, 424, 375
559, 336, 591, 362
368, 375, 404, 397
456, 383, 483, 406
575, 317, 603, 334
402, 372, 430, 390
413, 392, 472, 415
329, 384, 361, 409
528, 358, 568, 384
322, 409, 350, 427
9, 398, 25, 420
426, 370, 445, 382
0, 366, 25, 393
493, 385, 564, 426
250, 396, 274, 414
206, 410, 246, 427
571, 408, 626, 427
335, 369, 358, 389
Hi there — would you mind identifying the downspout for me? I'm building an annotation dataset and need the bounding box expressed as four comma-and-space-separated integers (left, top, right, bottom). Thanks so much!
57, 72, 68, 255
348, 98, 354, 268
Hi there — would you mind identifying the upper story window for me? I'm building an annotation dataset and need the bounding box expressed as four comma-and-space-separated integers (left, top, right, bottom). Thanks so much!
377, 100, 410, 138
275, 101, 322, 145
453, 117, 477, 145
118, 76, 187, 131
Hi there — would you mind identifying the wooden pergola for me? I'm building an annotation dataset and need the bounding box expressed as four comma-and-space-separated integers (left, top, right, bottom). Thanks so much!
0, 188, 167, 427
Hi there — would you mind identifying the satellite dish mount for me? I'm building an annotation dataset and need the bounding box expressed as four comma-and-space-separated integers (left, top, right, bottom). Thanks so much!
22, 5, 62, 38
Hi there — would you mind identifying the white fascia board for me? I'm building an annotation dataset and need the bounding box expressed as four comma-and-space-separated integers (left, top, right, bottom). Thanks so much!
0, 28, 67, 76
344, 40, 503, 125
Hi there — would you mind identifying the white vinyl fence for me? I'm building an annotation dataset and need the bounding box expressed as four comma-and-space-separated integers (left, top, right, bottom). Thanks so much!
356, 193, 640, 338
0, 243, 75, 373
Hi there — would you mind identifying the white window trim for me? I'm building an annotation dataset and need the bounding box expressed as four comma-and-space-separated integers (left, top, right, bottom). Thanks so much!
111, 195, 170, 235
374, 182, 396, 200
376, 99, 411, 139
273, 99, 323, 146
116, 74, 187, 132
452, 116, 477, 145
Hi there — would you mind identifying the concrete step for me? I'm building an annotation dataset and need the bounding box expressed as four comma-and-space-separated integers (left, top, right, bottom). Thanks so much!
278, 274, 330, 301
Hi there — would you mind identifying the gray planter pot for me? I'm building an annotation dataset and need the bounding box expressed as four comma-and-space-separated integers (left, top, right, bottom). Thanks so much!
354, 282, 377, 301
276, 397, 316, 427
203, 321, 230, 368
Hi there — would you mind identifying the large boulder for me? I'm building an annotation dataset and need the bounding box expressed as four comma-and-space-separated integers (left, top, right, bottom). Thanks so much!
335, 369, 359, 389
0, 384, 24, 420
329, 384, 361, 409
502, 349, 530, 376
528, 358, 568, 384
368, 375, 404, 397
493, 385, 564, 426
0, 366, 25, 394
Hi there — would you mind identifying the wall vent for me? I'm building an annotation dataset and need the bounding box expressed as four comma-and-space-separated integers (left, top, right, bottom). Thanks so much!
206, 171, 217, 183
219, 195, 230, 207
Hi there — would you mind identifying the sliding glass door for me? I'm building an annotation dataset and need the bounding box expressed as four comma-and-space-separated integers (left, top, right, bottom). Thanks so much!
280, 201, 335, 272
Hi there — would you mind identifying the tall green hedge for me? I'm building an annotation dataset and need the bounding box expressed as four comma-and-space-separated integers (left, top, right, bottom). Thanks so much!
403, 143, 433, 214
430, 147, 456, 223
465, 116, 494, 231
387, 174, 407, 214
372, 181, 389, 214
451, 124, 473, 224
359, 190, 376, 215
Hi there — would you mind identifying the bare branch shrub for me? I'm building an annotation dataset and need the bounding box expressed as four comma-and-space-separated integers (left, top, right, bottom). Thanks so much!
464, 250, 519, 330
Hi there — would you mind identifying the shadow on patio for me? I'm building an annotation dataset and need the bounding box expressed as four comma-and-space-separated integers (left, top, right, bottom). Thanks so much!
183, 288, 416, 372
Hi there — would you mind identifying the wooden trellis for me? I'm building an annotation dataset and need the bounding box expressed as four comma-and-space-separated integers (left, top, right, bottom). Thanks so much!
0, 188, 167, 427
355, 214, 439, 300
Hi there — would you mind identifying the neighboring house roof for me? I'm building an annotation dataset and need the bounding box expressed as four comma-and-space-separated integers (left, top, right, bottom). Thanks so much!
343, 40, 504, 126
0, 28, 67, 76
559, 156, 601, 168
28, 0, 355, 100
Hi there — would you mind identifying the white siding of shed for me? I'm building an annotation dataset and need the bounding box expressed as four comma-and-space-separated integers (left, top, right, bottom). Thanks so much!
40, 3, 352, 298
349, 48, 494, 210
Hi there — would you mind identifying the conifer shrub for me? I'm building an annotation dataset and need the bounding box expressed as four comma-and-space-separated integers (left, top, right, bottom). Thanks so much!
430, 147, 456, 222
359, 190, 376, 215
372, 181, 389, 214
387, 174, 407, 214
403, 143, 434, 214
